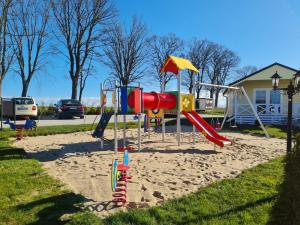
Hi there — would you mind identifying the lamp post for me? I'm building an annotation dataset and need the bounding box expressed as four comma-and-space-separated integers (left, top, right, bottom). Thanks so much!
271, 70, 300, 153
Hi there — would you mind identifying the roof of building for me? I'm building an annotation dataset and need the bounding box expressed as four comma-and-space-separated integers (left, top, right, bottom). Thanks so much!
228, 62, 298, 86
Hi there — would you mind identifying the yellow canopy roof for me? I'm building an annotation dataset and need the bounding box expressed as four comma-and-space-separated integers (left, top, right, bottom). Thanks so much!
160, 55, 199, 75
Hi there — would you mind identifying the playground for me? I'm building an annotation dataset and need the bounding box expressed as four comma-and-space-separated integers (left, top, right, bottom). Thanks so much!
5, 55, 287, 217
13, 125, 285, 216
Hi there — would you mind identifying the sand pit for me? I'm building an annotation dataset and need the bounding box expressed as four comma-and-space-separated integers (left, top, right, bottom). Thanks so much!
13, 126, 286, 216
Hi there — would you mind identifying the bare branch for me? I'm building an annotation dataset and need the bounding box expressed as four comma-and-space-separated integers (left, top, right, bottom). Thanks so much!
102, 16, 148, 86
52, 0, 116, 99
147, 33, 183, 92
0, 0, 14, 98
9, 0, 50, 97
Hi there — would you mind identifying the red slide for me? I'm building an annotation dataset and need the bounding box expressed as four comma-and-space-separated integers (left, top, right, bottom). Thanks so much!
182, 111, 232, 147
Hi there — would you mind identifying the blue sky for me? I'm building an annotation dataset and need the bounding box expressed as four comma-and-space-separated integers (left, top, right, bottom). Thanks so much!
4, 0, 300, 105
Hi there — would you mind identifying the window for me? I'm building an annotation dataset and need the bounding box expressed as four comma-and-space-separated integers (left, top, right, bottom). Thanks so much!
15, 98, 34, 105
61, 100, 81, 105
255, 90, 266, 104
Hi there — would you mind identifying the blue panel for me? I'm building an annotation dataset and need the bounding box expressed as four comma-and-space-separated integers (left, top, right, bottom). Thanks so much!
121, 87, 128, 113
123, 150, 129, 165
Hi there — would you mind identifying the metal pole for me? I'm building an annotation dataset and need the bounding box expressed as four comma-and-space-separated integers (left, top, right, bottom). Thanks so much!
192, 73, 196, 144
221, 96, 229, 129
196, 82, 240, 90
100, 83, 104, 149
177, 71, 181, 146
138, 83, 141, 152
13, 98, 16, 125
123, 114, 126, 147
100, 83, 104, 115
148, 112, 150, 139
241, 86, 269, 138
287, 83, 293, 153
114, 81, 118, 154
1, 97, 3, 131
162, 72, 165, 142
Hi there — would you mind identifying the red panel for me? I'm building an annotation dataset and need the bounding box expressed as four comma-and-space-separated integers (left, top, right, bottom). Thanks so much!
161, 60, 179, 75
134, 88, 142, 113
128, 91, 176, 111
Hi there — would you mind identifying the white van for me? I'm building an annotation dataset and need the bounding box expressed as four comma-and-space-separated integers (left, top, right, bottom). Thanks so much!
14, 97, 38, 119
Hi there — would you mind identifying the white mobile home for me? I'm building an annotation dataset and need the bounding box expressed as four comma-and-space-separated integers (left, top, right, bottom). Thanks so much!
225, 63, 300, 125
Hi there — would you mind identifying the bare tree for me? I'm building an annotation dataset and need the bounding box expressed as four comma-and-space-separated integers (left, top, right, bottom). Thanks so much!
214, 49, 240, 107
9, 0, 50, 97
0, 0, 13, 99
206, 45, 239, 107
236, 65, 257, 79
183, 39, 216, 96
102, 17, 148, 86
206, 45, 223, 99
147, 33, 183, 91
52, 0, 115, 100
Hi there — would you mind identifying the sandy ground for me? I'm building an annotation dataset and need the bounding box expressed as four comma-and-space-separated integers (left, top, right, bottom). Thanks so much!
13, 126, 286, 217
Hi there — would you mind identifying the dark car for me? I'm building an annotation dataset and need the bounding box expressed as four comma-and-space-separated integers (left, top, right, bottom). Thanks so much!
54, 99, 84, 119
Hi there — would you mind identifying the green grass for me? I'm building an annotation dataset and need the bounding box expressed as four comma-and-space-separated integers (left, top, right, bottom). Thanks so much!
0, 138, 85, 225
204, 108, 225, 115
0, 121, 140, 139
223, 124, 289, 139
166, 118, 289, 139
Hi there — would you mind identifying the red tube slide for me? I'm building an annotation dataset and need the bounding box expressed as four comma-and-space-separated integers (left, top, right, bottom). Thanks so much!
128, 91, 176, 110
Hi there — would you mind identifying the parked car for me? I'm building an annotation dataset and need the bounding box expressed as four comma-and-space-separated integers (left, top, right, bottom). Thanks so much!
54, 99, 84, 119
14, 97, 38, 119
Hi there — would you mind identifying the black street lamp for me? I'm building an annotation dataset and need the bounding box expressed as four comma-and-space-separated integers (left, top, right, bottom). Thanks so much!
271, 70, 300, 153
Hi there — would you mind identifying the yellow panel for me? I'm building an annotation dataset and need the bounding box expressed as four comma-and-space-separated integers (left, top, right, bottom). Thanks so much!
160, 55, 199, 74
148, 109, 163, 118
180, 94, 195, 112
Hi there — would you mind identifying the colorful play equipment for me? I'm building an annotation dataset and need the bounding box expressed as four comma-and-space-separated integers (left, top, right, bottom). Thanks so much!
94, 55, 270, 207
4, 117, 37, 140
93, 55, 242, 152
111, 150, 131, 207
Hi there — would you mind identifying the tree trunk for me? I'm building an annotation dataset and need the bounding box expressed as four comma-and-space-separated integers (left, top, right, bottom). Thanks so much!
21, 80, 29, 97
214, 89, 220, 107
189, 83, 193, 94
71, 78, 78, 100
79, 87, 83, 102
196, 70, 204, 99
0, 79, 2, 99
209, 89, 214, 98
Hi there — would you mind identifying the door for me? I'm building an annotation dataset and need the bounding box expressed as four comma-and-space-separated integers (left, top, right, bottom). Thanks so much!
269, 90, 281, 114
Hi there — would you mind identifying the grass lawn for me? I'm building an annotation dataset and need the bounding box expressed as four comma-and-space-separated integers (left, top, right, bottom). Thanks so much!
166, 118, 290, 139
223, 124, 290, 139
203, 108, 225, 115
0, 121, 140, 139
0, 139, 85, 225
